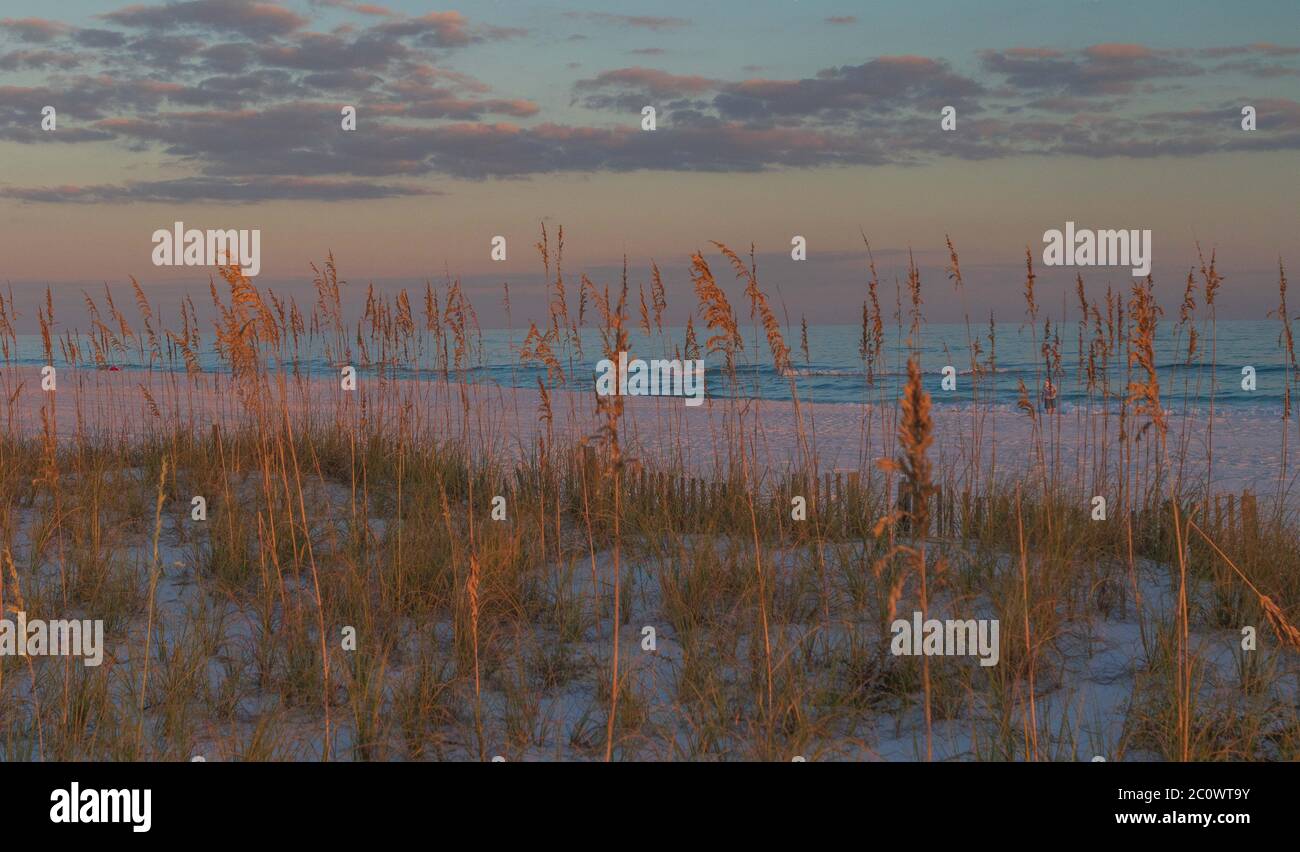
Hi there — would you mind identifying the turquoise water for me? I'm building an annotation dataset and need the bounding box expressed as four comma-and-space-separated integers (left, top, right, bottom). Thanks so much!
4, 320, 1293, 412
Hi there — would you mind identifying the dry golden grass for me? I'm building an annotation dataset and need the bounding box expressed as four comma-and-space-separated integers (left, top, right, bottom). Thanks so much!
0, 230, 1295, 762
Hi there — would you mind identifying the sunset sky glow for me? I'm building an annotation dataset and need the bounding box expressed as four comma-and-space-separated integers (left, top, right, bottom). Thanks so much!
0, 0, 1296, 324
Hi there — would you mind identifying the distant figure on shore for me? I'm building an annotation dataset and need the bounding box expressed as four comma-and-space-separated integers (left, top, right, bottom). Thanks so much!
1042, 378, 1058, 412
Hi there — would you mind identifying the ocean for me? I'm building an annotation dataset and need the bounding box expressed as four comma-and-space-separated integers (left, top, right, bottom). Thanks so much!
5, 319, 1293, 414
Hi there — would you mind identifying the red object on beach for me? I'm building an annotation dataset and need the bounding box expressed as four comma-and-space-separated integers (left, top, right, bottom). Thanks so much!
108, 366, 121, 372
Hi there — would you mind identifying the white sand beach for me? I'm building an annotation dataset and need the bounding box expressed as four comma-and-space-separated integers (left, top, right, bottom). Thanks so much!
4, 367, 1294, 505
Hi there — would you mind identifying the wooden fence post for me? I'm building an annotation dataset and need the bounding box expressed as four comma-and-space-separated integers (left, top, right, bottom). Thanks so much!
1242, 491, 1258, 545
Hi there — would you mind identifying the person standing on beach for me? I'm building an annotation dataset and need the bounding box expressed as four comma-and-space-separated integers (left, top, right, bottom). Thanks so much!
1042, 378, 1058, 412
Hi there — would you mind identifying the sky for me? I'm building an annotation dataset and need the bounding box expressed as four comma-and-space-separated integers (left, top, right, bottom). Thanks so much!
0, 0, 1297, 327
